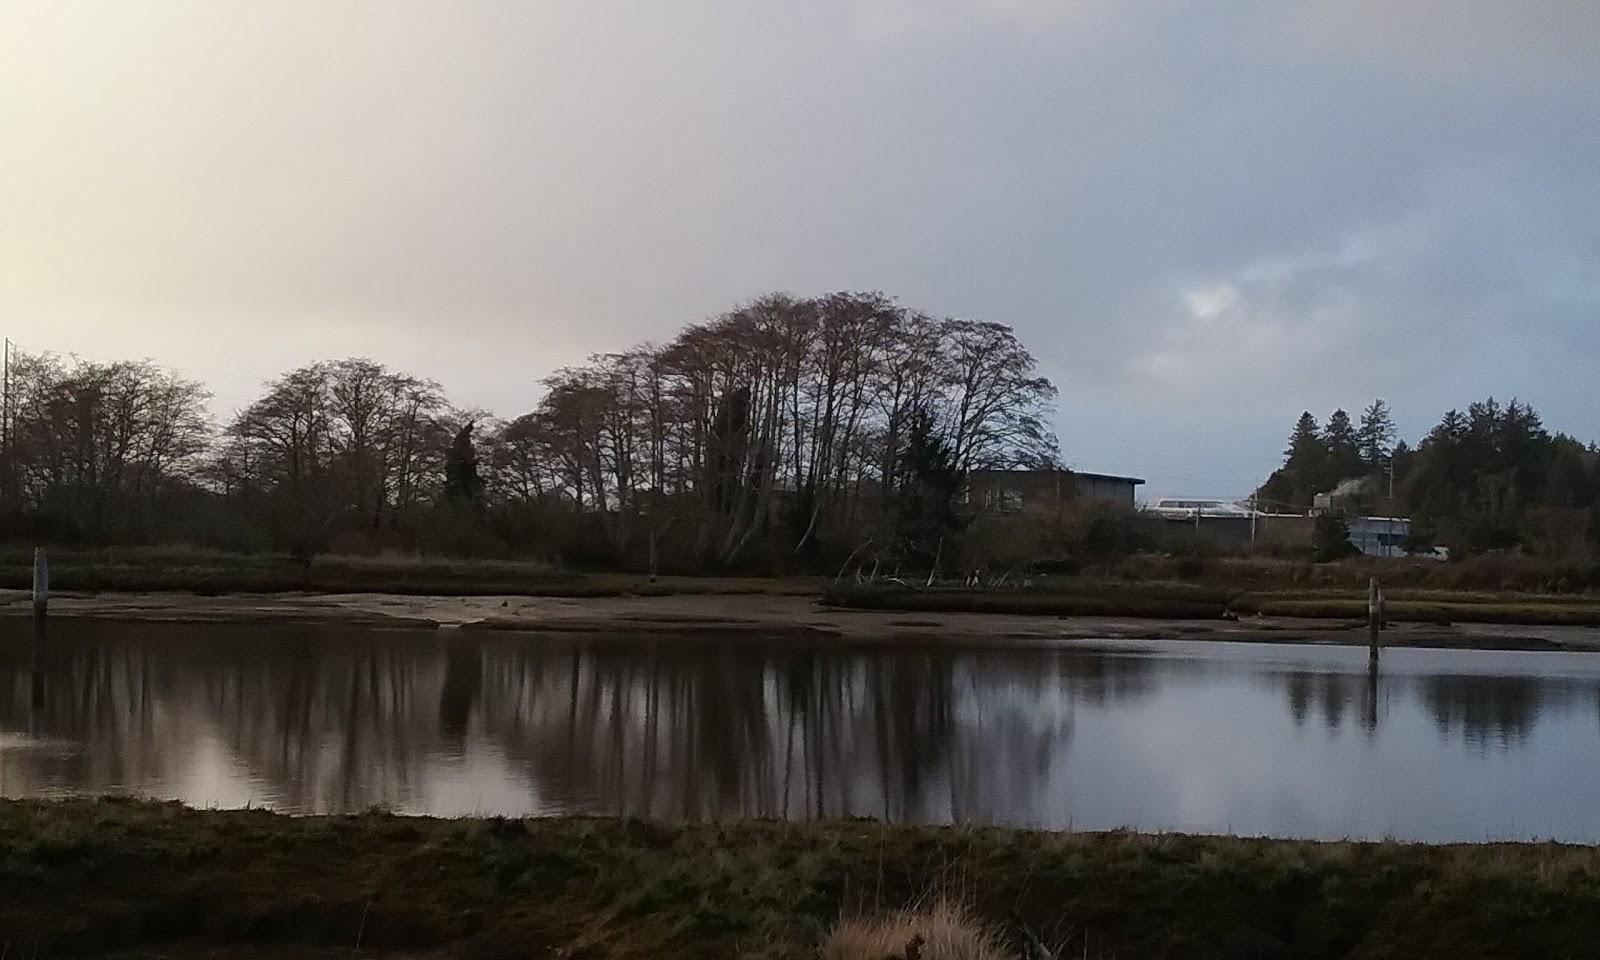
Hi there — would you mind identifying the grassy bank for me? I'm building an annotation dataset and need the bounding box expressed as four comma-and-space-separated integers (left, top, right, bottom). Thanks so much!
0, 548, 605, 596
0, 547, 820, 599
4, 800, 1600, 959
1088, 553, 1600, 595
823, 579, 1600, 626
819, 581, 1233, 619
1233, 595, 1600, 625
12, 545, 1600, 627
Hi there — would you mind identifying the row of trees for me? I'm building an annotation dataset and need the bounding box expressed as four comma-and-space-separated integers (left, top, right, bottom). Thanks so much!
1259, 398, 1600, 557
0, 292, 1061, 570
1257, 400, 1397, 511
483, 292, 1057, 567
1397, 399, 1600, 555
0, 353, 212, 543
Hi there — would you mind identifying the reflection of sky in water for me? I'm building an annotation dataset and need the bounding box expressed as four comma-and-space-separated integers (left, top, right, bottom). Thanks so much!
2, 623, 1598, 841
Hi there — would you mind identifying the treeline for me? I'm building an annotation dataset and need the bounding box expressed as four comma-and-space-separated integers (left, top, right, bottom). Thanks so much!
0, 292, 1060, 572
1259, 398, 1600, 557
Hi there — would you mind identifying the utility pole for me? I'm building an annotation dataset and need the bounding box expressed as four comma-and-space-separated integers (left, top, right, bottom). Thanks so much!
1250, 491, 1258, 543
1, 336, 10, 499
1386, 459, 1397, 558
2, 337, 9, 458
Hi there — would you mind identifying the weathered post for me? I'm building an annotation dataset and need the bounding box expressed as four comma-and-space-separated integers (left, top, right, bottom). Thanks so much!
648, 527, 659, 583
31, 610, 47, 708
1367, 575, 1381, 663
1363, 654, 1379, 731
32, 546, 49, 618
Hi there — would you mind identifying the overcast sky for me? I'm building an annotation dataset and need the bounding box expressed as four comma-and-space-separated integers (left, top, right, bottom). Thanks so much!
3, 1, 1596, 500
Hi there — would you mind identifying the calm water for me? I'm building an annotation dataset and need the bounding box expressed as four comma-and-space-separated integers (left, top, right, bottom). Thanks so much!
2, 620, 1599, 841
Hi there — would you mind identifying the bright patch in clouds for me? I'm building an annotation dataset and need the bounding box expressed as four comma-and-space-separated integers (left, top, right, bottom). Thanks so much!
1134, 221, 1430, 408
1183, 284, 1240, 321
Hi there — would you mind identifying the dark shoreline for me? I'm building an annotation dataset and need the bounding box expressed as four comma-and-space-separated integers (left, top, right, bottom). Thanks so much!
7, 589, 1600, 652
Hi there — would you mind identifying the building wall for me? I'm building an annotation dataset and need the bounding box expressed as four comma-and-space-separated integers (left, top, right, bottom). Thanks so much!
1156, 513, 1314, 548
1257, 514, 1315, 547
1159, 515, 1252, 545
966, 469, 1140, 513
1347, 517, 1409, 558
1161, 514, 1402, 555
1075, 473, 1140, 509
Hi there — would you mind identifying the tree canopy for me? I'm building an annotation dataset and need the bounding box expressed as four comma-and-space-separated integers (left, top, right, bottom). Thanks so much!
1258, 397, 1600, 557
0, 291, 1061, 571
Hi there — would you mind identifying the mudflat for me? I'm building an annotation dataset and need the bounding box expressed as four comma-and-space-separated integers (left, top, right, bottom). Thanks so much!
5, 589, 1599, 651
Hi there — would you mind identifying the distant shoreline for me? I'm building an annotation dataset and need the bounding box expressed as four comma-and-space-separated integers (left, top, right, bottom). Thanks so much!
6, 589, 1599, 652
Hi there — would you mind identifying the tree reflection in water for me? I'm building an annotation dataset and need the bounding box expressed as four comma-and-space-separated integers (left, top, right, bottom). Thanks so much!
0, 625, 1137, 819
3, 622, 1600, 837
1419, 675, 1544, 745
1283, 663, 1382, 734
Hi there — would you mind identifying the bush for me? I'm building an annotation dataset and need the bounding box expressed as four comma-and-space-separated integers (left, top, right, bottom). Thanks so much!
1312, 515, 1360, 562
821, 902, 1014, 960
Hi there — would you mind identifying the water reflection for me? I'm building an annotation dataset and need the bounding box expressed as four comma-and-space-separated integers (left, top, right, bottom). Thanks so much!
3, 623, 1600, 841
1419, 675, 1541, 744
1282, 660, 1382, 734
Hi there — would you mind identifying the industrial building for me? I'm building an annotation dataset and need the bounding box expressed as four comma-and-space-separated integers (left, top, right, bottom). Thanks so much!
1345, 516, 1410, 558
965, 468, 1145, 513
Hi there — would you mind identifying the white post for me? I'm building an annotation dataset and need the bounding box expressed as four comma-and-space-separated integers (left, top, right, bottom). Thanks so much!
32, 547, 49, 617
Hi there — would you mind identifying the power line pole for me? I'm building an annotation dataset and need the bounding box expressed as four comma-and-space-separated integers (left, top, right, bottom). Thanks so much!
2, 337, 9, 464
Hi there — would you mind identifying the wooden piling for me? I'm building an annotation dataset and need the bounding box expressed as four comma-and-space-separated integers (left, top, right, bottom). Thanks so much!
1367, 576, 1381, 662
32, 546, 49, 618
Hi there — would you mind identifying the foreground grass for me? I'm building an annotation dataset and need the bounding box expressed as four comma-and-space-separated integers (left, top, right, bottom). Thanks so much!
5, 800, 1600, 959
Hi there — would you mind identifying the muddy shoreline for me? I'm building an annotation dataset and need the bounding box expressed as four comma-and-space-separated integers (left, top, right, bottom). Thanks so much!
5, 589, 1599, 651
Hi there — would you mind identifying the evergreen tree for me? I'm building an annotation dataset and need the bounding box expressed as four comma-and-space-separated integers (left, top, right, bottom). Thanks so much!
1357, 399, 1397, 467
1398, 398, 1574, 553
1322, 409, 1363, 482
1255, 395, 1598, 558
1257, 412, 1324, 510
1312, 512, 1359, 561
895, 403, 964, 562
1286, 411, 1324, 477
444, 423, 483, 503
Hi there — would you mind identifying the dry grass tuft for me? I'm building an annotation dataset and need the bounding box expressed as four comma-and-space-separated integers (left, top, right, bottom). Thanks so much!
820, 900, 1016, 960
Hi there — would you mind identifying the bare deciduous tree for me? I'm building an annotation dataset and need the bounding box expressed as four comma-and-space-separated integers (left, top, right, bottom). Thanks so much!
2, 352, 211, 541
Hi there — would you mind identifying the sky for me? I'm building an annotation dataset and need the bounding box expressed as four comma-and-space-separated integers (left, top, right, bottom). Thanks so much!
2, 1, 1597, 501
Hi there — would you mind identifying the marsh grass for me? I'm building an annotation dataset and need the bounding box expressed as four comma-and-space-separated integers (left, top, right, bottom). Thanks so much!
8, 544, 1600, 627
821, 901, 1014, 960
0, 548, 817, 599
5, 800, 1600, 959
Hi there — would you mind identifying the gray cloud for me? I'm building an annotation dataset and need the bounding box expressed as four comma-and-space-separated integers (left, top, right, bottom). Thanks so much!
1, 1, 1595, 498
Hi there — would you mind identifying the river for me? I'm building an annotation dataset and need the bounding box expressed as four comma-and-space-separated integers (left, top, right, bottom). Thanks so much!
2, 620, 1597, 841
